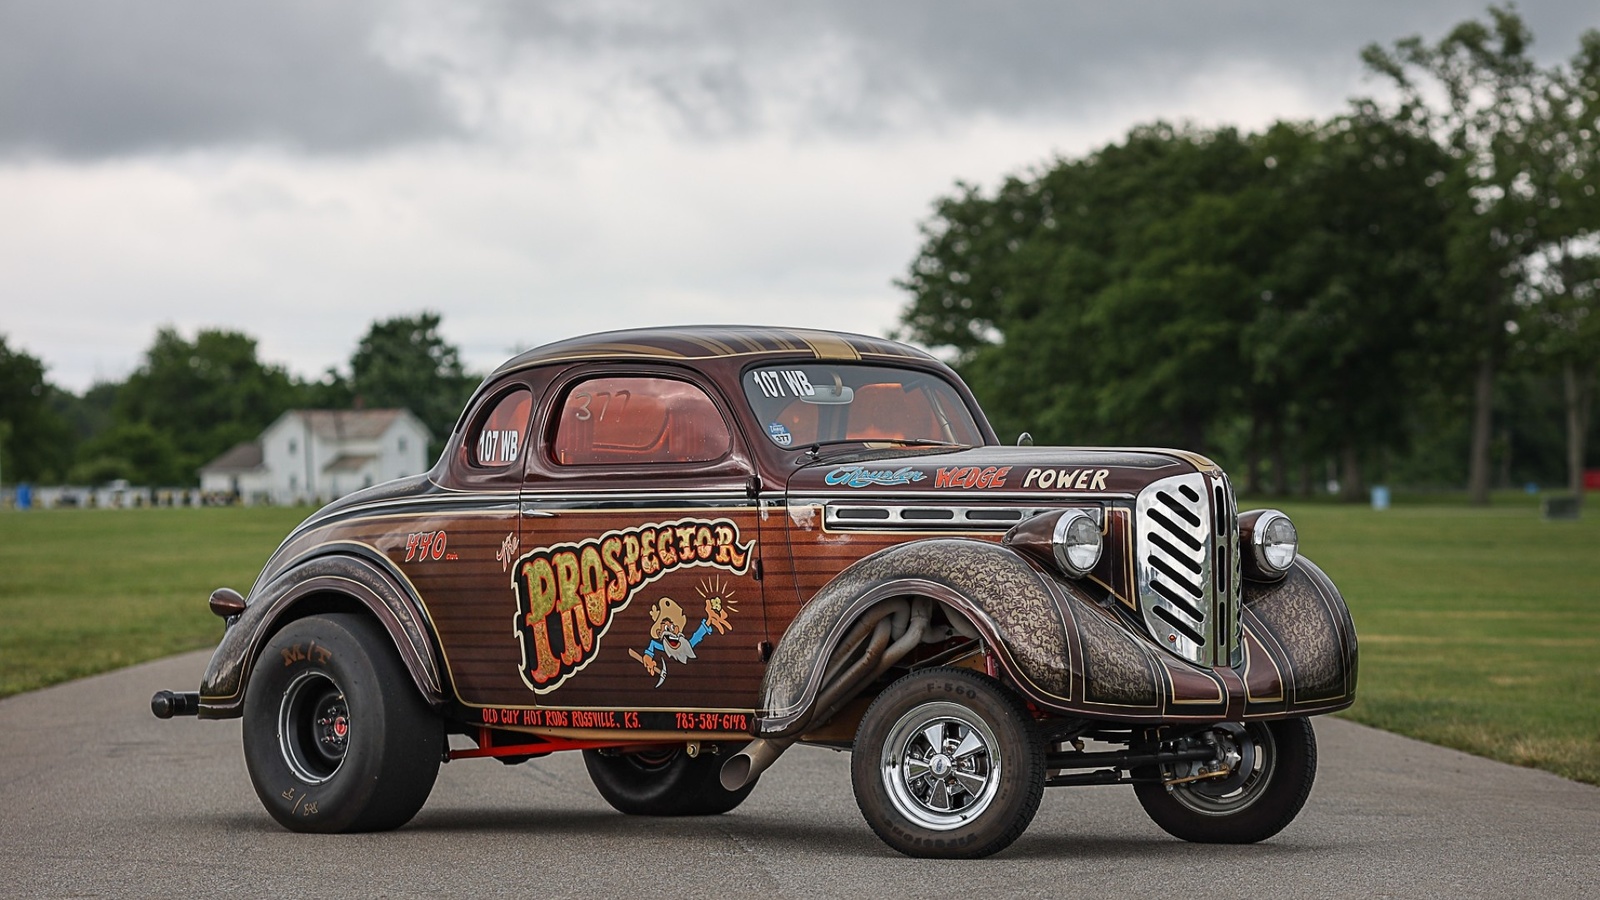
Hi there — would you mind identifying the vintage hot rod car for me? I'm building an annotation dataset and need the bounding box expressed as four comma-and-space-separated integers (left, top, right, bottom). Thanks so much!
153, 326, 1356, 858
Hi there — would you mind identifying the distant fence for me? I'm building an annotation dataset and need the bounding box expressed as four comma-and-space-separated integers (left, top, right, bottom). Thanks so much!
1, 485, 213, 509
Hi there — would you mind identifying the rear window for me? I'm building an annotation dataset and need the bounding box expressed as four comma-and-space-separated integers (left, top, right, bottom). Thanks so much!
471, 388, 532, 469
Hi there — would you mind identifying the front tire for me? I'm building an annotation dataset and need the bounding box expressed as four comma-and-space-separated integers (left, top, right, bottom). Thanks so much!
242, 613, 442, 833
850, 667, 1044, 859
584, 745, 756, 815
1134, 718, 1317, 843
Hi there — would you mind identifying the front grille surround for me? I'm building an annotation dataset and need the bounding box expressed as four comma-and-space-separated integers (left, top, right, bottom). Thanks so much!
1134, 472, 1242, 667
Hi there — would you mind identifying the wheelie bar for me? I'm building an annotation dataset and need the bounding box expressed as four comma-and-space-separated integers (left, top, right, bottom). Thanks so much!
151, 690, 201, 718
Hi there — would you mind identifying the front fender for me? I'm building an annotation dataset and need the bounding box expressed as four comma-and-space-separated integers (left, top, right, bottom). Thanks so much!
757, 540, 1358, 736
1238, 557, 1359, 717
196, 549, 445, 718
757, 538, 1080, 738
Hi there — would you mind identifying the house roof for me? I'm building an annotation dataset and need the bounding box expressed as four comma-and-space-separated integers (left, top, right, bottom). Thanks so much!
199, 441, 264, 473
322, 453, 378, 474
286, 409, 426, 441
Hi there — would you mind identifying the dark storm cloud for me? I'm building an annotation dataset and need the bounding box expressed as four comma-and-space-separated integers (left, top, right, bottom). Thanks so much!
480, 0, 1597, 135
0, 0, 458, 158
1, 1, 1591, 158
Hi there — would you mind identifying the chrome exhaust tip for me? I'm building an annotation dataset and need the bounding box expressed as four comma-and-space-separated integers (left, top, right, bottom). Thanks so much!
719, 737, 793, 791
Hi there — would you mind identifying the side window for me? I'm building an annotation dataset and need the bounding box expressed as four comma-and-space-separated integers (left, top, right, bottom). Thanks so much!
471, 388, 533, 468
553, 376, 731, 466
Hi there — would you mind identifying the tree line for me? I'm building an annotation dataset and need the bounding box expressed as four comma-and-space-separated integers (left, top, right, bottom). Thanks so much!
897, 6, 1599, 502
0, 312, 477, 487
3, 7, 1593, 500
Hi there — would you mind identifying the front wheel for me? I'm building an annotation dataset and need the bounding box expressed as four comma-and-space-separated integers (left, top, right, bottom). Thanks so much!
242, 613, 442, 833
584, 744, 756, 815
850, 667, 1044, 859
1134, 718, 1317, 843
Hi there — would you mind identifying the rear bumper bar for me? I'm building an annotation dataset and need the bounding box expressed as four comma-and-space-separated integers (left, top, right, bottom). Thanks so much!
150, 690, 200, 718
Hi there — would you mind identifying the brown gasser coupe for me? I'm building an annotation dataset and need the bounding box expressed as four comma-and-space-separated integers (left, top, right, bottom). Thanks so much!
153, 326, 1356, 858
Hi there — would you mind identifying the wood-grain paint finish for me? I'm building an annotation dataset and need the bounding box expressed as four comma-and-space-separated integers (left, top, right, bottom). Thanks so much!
209, 327, 1354, 733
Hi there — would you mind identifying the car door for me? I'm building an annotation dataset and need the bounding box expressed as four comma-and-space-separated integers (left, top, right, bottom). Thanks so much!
511, 365, 767, 734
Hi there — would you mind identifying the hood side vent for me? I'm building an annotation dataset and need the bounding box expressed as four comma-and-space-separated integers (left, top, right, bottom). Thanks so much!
822, 504, 1061, 532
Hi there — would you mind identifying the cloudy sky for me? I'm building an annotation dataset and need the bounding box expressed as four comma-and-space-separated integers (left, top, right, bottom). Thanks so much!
3, 0, 1594, 393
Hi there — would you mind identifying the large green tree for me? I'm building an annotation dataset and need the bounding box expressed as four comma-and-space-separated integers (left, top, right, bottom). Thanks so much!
1247, 109, 1454, 499
1363, 5, 1600, 503
898, 115, 1452, 498
111, 327, 300, 483
0, 335, 74, 484
1518, 30, 1600, 500
348, 312, 477, 451
900, 124, 1268, 453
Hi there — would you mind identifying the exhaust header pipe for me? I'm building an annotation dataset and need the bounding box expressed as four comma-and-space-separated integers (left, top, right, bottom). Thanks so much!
721, 599, 934, 791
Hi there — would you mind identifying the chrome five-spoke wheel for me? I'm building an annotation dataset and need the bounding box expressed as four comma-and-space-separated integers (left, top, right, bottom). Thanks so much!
881, 703, 1002, 829
851, 667, 1043, 859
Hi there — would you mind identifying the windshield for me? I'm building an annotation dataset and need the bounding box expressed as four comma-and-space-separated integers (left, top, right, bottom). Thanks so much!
742, 363, 984, 449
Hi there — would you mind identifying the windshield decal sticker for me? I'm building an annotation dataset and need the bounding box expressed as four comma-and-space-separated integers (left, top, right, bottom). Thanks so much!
750, 369, 817, 398
512, 518, 753, 693
766, 422, 793, 446
825, 466, 926, 488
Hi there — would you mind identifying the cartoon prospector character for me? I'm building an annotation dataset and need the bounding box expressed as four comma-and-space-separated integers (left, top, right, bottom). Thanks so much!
628, 584, 736, 686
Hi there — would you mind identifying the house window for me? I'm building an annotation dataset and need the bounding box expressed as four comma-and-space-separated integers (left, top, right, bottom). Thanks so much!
288, 438, 298, 455
471, 388, 533, 469
553, 376, 730, 466
398, 436, 408, 453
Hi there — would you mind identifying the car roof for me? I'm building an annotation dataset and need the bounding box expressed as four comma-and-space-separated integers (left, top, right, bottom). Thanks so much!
489, 325, 938, 377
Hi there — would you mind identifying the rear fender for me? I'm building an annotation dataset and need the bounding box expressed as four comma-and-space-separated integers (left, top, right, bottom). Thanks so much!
196, 547, 444, 718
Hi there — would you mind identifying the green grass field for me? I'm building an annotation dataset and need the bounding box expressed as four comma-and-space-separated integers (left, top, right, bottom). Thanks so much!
1276, 498, 1600, 785
0, 506, 308, 695
1, 500, 1596, 783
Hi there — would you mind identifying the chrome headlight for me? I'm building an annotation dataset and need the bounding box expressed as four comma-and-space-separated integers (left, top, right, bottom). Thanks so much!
1051, 508, 1103, 577
1242, 509, 1297, 579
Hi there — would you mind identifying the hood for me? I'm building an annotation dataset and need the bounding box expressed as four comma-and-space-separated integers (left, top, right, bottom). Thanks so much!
785, 446, 1213, 498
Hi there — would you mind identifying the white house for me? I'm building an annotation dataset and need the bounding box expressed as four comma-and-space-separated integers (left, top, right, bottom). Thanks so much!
200, 409, 432, 505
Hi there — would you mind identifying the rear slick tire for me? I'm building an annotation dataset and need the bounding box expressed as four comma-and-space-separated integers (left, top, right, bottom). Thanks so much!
242, 613, 442, 833
1134, 718, 1316, 844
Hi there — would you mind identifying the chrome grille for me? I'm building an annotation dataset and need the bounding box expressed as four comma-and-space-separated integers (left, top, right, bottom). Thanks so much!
1135, 473, 1241, 666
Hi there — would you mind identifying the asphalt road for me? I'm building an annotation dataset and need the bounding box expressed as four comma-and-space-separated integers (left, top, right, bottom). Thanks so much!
1, 650, 1596, 899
